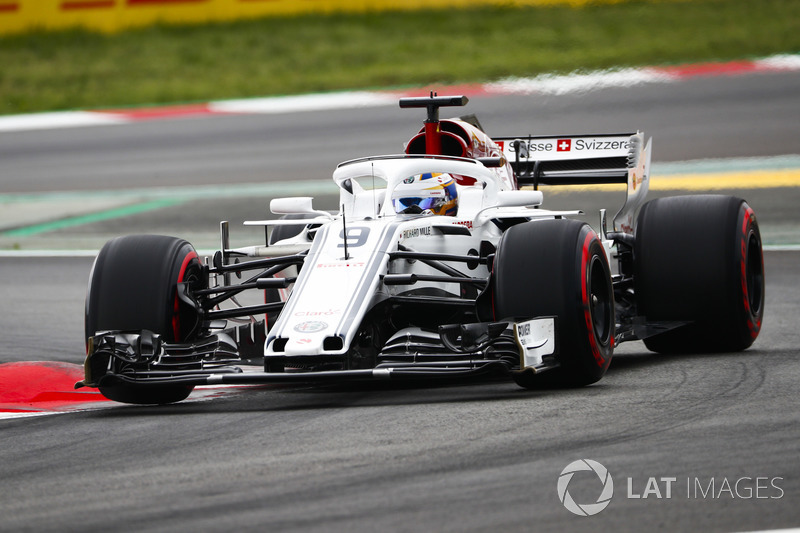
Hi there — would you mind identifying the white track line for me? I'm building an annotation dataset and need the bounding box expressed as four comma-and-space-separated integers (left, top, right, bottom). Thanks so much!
0, 110, 127, 132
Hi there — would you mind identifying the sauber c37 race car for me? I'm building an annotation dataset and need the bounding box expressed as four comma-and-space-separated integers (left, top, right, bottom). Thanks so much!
78, 95, 765, 405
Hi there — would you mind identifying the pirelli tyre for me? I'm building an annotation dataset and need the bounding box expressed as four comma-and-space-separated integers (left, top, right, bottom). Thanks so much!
634, 195, 764, 353
493, 219, 614, 388
85, 235, 205, 405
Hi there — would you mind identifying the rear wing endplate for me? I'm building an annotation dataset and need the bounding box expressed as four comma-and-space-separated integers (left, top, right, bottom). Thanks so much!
494, 132, 652, 234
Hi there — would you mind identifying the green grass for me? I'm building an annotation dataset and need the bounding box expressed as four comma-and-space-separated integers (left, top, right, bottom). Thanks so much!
1, 0, 798, 115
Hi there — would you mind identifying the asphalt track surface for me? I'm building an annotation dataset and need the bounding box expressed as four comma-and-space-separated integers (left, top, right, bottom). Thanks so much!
1, 70, 799, 532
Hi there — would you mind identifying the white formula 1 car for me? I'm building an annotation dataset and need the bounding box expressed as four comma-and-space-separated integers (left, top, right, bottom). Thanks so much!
78, 95, 765, 405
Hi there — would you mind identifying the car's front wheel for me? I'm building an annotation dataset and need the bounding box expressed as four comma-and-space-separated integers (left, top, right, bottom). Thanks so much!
493, 219, 614, 388
85, 234, 204, 404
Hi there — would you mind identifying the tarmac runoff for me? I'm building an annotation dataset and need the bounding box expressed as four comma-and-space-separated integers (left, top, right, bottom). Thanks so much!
0, 154, 799, 254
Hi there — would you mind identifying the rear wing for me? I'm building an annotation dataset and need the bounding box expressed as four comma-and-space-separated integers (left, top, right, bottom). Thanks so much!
494, 132, 652, 234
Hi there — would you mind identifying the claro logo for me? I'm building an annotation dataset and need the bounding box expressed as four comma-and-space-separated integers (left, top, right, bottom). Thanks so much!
557, 459, 614, 516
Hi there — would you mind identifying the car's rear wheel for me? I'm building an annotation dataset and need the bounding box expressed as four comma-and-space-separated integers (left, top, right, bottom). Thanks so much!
85, 235, 204, 404
493, 219, 614, 388
634, 195, 764, 353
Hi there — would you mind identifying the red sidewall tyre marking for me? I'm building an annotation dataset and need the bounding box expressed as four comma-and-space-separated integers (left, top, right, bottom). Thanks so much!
581, 232, 608, 368
172, 250, 198, 342
740, 206, 763, 340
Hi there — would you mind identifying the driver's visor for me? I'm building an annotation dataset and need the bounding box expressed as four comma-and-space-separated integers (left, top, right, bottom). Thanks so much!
393, 197, 442, 213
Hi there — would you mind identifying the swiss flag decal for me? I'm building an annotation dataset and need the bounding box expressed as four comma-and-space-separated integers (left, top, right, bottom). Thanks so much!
557, 139, 572, 152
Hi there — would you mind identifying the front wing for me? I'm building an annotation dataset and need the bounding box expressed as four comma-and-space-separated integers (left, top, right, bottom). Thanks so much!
76, 317, 558, 390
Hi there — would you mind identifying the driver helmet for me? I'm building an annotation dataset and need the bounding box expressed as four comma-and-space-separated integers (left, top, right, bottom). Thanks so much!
392, 172, 458, 216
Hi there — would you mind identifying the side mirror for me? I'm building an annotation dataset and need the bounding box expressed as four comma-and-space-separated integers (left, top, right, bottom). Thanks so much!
496, 190, 543, 208
270, 197, 332, 218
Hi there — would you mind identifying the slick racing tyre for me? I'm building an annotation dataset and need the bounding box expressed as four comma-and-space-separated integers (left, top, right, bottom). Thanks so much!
634, 195, 764, 353
85, 235, 205, 404
494, 219, 614, 388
